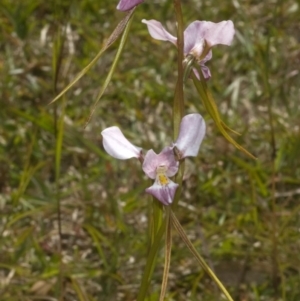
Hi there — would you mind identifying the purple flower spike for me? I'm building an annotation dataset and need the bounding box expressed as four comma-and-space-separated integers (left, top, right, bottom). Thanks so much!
173, 113, 206, 159
142, 19, 235, 79
117, 0, 144, 11
101, 126, 142, 160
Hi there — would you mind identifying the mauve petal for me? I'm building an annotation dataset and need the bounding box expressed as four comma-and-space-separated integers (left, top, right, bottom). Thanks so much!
192, 65, 211, 80
142, 149, 158, 179
142, 147, 179, 179
190, 50, 212, 80
146, 180, 178, 205
117, 0, 144, 11
191, 68, 201, 80
202, 49, 212, 63
185, 21, 234, 53
184, 21, 205, 54
199, 64, 212, 79
101, 126, 142, 160
173, 114, 206, 158
142, 19, 177, 45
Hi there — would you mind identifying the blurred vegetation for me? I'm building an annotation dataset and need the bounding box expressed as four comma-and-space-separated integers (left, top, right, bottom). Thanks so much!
0, 0, 300, 300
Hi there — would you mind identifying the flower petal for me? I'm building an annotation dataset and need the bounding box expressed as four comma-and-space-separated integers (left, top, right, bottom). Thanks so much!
146, 179, 178, 205
117, 0, 144, 11
186, 50, 212, 80
202, 49, 212, 63
199, 64, 211, 80
101, 126, 142, 160
184, 20, 235, 54
142, 19, 177, 46
142, 147, 179, 179
192, 62, 211, 80
173, 114, 206, 158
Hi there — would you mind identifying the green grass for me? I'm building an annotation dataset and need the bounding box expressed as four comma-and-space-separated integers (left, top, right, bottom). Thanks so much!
1, 0, 300, 300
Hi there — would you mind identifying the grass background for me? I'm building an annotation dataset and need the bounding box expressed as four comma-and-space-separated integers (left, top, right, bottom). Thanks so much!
1, 0, 300, 300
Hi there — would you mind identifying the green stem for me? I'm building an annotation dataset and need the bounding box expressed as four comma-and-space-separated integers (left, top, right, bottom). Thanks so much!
159, 207, 172, 301
136, 217, 166, 301
170, 210, 235, 301
172, 0, 186, 210
152, 199, 163, 243
173, 0, 185, 139
52, 19, 66, 301
263, 35, 278, 293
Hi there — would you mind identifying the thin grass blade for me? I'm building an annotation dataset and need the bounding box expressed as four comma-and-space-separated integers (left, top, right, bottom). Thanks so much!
171, 210, 235, 301
84, 12, 134, 127
191, 72, 255, 159
48, 8, 136, 105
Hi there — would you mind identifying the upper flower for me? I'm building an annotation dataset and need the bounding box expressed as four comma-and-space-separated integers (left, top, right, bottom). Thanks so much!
101, 113, 206, 205
142, 19, 235, 79
117, 0, 144, 11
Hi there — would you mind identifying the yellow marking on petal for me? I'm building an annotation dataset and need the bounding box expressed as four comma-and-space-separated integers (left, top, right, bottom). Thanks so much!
158, 174, 169, 186
156, 165, 169, 186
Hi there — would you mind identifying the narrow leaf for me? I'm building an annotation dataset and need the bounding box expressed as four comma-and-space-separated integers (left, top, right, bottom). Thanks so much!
171, 210, 235, 301
48, 8, 136, 105
71, 277, 89, 301
192, 72, 255, 159
84, 12, 134, 127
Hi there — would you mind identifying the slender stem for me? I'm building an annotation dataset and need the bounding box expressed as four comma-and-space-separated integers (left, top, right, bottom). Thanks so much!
53, 28, 64, 301
52, 6, 69, 297
159, 207, 172, 301
256, 26, 278, 292
170, 210, 235, 301
264, 39, 279, 292
173, 0, 184, 139
172, 0, 186, 210
152, 199, 163, 243
136, 217, 166, 301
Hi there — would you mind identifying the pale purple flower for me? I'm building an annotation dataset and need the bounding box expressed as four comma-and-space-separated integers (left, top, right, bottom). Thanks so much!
101, 113, 206, 205
142, 19, 235, 79
117, 0, 144, 11
143, 147, 179, 205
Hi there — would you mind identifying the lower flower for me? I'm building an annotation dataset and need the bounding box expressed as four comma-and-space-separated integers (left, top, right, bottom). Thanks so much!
145, 165, 179, 205
101, 113, 206, 205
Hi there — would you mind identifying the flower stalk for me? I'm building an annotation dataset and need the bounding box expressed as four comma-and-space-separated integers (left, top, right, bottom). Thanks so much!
172, 0, 185, 138
136, 218, 166, 301
159, 206, 172, 301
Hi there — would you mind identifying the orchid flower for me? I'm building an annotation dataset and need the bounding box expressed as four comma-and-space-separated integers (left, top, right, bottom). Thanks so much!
101, 113, 206, 205
142, 147, 179, 205
142, 19, 235, 79
117, 0, 144, 11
